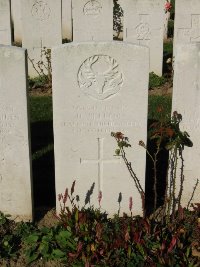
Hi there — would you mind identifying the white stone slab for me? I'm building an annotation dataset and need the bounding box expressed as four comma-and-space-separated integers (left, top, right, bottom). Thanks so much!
0, 45, 33, 221
0, 0, 11, 45
62, 0, 72, 41
11, 0, 22, 43
172, 43, 200, 206
21, 0, 62, 77
72, 0, 113, 41
174, 0, 200, 55
52, 42, 149, 216
124, 0, 165, 76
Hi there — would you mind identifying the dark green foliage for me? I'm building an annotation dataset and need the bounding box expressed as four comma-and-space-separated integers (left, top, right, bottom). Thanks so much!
149, 72, 166, 89
113, 0, 123, 38
164, 41, 173, 55
148, 95, 172, 121
170, 0, 175, 20
28, 75, 48, 89
0, 203, 199, 266
168, 19, 174, 38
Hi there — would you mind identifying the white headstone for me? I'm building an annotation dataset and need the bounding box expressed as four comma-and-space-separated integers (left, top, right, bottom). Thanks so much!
21, 0, 62, 77
174, 0, 200, 54
11, 0, 22, 44
72, 0, 113, 41
0, 45, 33, 221
124, 0, 165, 76
172, 43, 200, 206
52, 42, 149, 216
62, 0, 72, 41
0, 0, 11, 45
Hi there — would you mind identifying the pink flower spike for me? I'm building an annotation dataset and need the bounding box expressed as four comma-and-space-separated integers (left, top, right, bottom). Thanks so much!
58, 194, 62, 202
63, 188, 68, 204
98, 191, 102, 206
129, 197, 133, 212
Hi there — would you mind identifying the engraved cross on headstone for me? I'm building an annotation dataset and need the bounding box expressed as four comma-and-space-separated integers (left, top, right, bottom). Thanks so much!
177, 15, 200, 42
80, 138, 121, 191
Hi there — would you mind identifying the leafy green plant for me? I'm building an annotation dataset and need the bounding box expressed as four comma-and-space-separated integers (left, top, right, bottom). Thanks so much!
28, 75, 48, 89
113, 0, 123, 39
149, 72, 166, 89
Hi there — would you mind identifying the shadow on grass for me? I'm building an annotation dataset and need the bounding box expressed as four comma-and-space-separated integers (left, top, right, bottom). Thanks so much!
31, 121, 55, 221
145, 119, 169, 216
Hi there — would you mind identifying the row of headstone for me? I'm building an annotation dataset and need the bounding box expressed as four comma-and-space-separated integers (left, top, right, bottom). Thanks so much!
1, 0, 200, 221
3, 0, 166, 76
1, 40, 200, 221
0, 0, 11, 45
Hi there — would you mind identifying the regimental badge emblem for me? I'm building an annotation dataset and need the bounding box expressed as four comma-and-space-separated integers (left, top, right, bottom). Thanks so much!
31, 0, 51, 21
83, 0, 102, 16
136, 22, 150, 40
78, 55, 124, 100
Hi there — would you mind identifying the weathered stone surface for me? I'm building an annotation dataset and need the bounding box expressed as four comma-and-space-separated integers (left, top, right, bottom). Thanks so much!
62, 0, 72, 41
52, 42, 149, 216
0, 0, 11, 45
0, 45, 33, 221
72, 0, 113, 41
11, 0, 22, 43
123, 0, 165, 76
172, 43, 200, 206
174, 0, 200, 57
21, 0, 62, 77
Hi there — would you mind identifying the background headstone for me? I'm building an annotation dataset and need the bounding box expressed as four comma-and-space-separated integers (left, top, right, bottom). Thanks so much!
172, 43, 200, 206
21, 0, 62, 77
62, 0, 72, 41
72, 0, 113, 41
52, 42, 149, 216
0, 45, 33, 221
123, 0, 165, 76
0, 0, 11, 45
11, 0, 22, 44
174, 0, 200, 54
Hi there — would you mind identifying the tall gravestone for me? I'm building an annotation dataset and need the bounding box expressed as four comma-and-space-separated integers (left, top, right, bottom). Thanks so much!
174, 0, 200, 54
172, 43, 200, 206
21, 0, 62, 77
52, 42, 149, 216
72, 0, 113, 41
62, 0, 72, 41
0, 45, 33, 221
11, 0, 22, 43
0, 0, 11, 45
123, 0, 165, 76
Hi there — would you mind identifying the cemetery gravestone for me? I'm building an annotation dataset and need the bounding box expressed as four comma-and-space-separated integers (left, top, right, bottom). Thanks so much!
11, 0, 22, 44
72, 0, 113, 41
52, 42, 149, 216
123, 0, 165, 76
0, 45, 33, 221
62, 0, 72, 41
174, 0, 200, 54
0, 0, 11, 45
172, 43, 200, 206
21, 0, 62, 77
